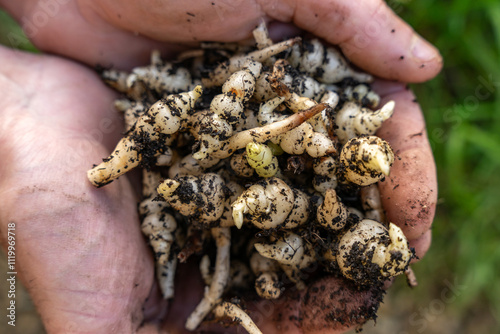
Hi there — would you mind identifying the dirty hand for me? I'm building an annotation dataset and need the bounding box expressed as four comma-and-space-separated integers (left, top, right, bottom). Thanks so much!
1, 0, 442, 81
0, 0, 439, 333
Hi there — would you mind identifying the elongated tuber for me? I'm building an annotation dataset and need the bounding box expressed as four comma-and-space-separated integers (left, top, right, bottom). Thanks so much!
88, 86, 202, 187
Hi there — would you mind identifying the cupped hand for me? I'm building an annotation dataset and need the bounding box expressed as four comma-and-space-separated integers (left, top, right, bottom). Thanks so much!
1, 0, 441, 80
0, 46, 166, 333
0, 44, 436, 334
0, 1, 439, 333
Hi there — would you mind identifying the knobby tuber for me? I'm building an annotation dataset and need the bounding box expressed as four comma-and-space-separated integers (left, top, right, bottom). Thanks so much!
86, 22, 417, 334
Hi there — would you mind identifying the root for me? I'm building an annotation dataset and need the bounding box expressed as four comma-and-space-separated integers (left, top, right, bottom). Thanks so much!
213, 302, 263, 334
185, 227, 231, 330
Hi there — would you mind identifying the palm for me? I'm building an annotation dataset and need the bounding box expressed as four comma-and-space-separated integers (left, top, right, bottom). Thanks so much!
0, 47, 436, 334
0, 48, 166, 333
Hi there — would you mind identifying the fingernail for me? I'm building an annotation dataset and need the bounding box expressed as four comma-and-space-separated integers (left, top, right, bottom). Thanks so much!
411, 34, 440, 62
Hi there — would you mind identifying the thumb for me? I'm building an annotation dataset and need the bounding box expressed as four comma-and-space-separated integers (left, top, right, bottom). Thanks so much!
265, 0, 443, 82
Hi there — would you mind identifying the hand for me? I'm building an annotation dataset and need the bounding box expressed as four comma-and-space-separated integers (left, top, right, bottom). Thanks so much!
1, 0, 441, 80
0, 46, 166, 333
0, 49, 436, 334
0, 1, 439, 333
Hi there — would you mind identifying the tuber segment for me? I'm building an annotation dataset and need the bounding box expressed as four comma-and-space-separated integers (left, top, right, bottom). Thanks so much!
337, 219, 413, 285
87, 86, 202, 187
340, 135, 395, 186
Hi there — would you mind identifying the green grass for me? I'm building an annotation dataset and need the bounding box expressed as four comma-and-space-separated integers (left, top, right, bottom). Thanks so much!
0, 11, 37, 52
1, 1, 499, 331
396, 0, 500, 327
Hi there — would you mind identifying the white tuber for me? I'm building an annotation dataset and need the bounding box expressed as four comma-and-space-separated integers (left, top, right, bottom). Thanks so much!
316, 189, 349, 231
335, 100, 395, 144
250, 252, 282, 299
343, 84, 381, 109
312, 155, 338, 193
213, 302, 263, 334
254, 232, 315, 290
157, 173, 226, 224
212, 61, 262, 125
231, 177, 309, 230
87, 86, 202, 187
139, 169, 178, 299
252, 21, 274, 50
337, 219, 413, 285
127, 56, 200, 96
286, 38, 373, 83
340, 136, 395, 186
192, 61, 262, 159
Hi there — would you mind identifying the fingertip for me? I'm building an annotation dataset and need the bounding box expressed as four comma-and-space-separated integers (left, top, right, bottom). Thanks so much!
409, 33, 444, 80
277, 0, 442, 82
339, 13, 443, 83
409, 230, 432, 263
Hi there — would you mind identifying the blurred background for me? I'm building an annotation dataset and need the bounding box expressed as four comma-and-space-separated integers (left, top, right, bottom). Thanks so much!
1, 0, 499, 333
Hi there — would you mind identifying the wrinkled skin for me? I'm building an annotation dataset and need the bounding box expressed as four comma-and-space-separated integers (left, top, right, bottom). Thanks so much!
0, 0, 440, 333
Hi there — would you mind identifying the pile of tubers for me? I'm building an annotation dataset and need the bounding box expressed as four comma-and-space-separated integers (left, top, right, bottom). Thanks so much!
87, 23, 414, 333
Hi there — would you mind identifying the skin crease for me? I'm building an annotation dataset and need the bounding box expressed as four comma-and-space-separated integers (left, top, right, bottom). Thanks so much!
0, 0, 440, 333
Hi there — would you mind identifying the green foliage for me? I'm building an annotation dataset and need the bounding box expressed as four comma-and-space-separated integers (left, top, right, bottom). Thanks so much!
397, 0, 500, 326
0, 10, 37, 52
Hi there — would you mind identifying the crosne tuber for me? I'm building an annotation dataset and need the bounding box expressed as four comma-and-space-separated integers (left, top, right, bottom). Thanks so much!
337, 219, 413, 285
139, 169, 179, 299
340, 135, 395, 186
245, 142, 280, 178
87, 86, 202, 187
231, 177, 309, 230
335, 100, 395, 144
86, 22, 420, 334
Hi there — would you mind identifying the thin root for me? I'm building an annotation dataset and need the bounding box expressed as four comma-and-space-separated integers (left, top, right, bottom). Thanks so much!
213, 302, 263, 334
405, 266, 418, 288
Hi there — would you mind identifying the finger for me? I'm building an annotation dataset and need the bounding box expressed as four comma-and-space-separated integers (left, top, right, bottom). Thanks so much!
373, 80, 437, 241
410, 230, 432, 263
265, 0, 443, 82
0, 0, 185, 69
3, 0, 442, 79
